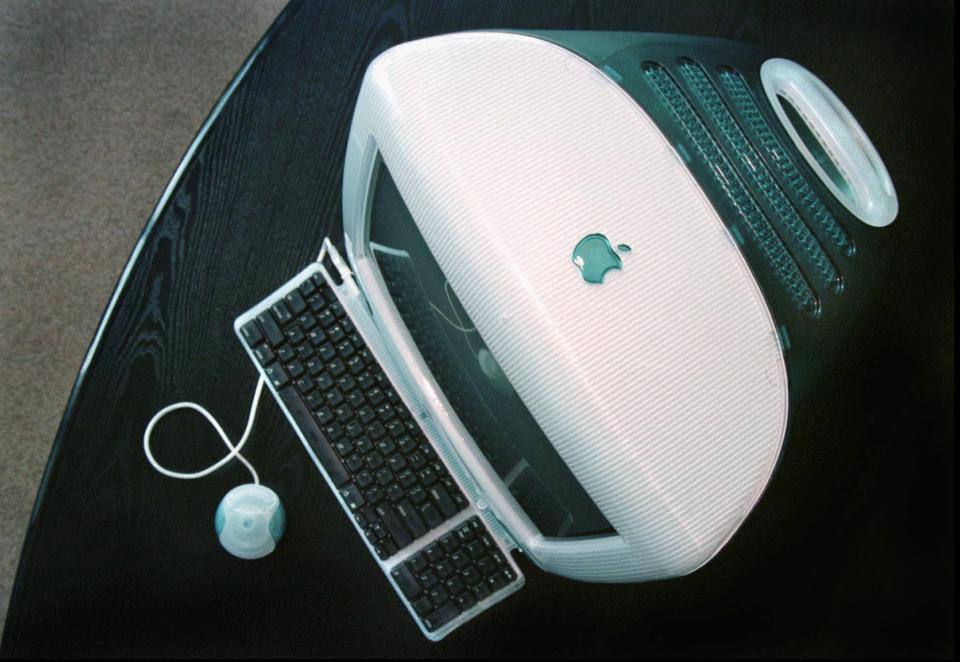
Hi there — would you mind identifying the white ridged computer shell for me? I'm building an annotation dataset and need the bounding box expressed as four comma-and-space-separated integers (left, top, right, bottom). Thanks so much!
342, 32, 788, 582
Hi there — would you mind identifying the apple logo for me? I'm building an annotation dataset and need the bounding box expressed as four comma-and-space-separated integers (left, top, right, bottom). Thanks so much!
572, 233, 631, 284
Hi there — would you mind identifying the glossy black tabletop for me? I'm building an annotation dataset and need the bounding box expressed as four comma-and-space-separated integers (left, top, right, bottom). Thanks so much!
2, 1, 953, 657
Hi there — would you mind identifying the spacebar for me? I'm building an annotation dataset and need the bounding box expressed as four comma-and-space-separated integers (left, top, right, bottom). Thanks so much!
279, 385, 350, 487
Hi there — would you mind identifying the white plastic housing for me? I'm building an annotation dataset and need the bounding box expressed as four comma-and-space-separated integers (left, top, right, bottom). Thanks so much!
342, 32, 789, 582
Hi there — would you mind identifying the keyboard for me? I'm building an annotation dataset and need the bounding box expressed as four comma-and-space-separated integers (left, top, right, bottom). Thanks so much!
234, 258, 523, 640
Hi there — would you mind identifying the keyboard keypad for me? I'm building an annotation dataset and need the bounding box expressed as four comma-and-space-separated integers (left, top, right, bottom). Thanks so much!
391, 516, 518, 632
244, 273, 468, 559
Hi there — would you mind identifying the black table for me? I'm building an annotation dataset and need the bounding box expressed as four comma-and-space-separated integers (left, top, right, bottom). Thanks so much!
3, 1, 953, 657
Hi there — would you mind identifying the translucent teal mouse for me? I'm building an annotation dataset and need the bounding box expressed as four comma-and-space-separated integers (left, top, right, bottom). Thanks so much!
215, 484, 285, 560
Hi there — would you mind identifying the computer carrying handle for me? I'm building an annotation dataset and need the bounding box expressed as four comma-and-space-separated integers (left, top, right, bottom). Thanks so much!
760, 58, 898, 227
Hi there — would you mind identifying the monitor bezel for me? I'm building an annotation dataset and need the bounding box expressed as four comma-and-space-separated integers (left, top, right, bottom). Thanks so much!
344, 147, 626, 566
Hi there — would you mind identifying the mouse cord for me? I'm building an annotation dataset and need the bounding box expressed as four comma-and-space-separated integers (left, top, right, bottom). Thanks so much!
143, 375, 267, 486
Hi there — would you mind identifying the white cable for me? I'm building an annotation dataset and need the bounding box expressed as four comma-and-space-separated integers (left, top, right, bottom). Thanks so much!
143, 376, 267, 485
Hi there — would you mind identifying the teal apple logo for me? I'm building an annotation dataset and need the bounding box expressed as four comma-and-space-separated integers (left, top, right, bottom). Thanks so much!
572, 233, 631, 284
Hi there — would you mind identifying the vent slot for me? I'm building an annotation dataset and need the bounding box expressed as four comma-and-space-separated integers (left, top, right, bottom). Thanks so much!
677, 60, 842, 294
642, 62, 820, 318
718, 69, 854, 257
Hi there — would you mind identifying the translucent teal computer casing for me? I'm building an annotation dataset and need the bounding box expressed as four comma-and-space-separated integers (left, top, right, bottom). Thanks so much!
333, 31, 898, 585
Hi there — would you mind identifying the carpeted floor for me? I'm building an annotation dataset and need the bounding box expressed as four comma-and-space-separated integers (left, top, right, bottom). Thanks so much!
0, 0, 286, 637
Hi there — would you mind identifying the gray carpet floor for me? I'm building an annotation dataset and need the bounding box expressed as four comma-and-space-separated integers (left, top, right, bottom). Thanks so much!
0, 0, 287, 638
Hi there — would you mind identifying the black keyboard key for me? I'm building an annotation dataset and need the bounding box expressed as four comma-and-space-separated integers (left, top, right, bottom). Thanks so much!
412, 596, 433, 617
318, 342, 336, 361
298, 312, 316, 331
409, 553, 428, 574
256, 312, 284, 346
315, 407, 334, 426
355, 470, 374, 488
318, 309, 336, 328
398, 470, 417, 488
391, 564, 421, 600
315, 372, 334, 391
276, 344, 296, 363
285, 326, 305, 346
296, 343, 314, 361
240, 320, 263, 346
375, 468, 393, 486
429, 586, 450, 607
477, 556, 497, 577
395, 500, 427, 539
408, 452, 427, 471
328, 324, 345, 343
357, 372, 375, 390
295, 375, 314, 393
486, 573, 508, 592
466, 540, 486, 560
340, 484, 364, 512
278, 385, 349, 487
306, 390, 325, 409
430, 485, 459, 519
253, 344, 274, 365
388, 454, 407, 473
422, 506, 443, 529
382, 539, 398, 557
365, 486, 384, 504
376, 504, 412, 550
454, 592, 475, 612
365, 452, 384, 470
287, 361, 305, 379
307, 328, 326, 346
375, 404, 395, 422
472, 582, 492, 602
299, 278, 316, 298
345, 454, 363, 472
461, 566, 481, 587
355, 437, 373, 455
285, 290, 307, 315
264, 364, 288, 389
387, 483, 405, 503
424, 543, 444, 564
445, 575, 465, 597
418, 466, 437, 486
409, 486, 428, 505
398, 436, 417, 454
423, 603, 459, 632
271, 300, 293, 326
450, 550, 470, 569
376, 437, 396, 456
417, 569, 439, 590
333, 439, 354, 456
440, 532, 459, 553
435, 560, 455, 580
308, 294, 325, 313
455, 522, 475, 542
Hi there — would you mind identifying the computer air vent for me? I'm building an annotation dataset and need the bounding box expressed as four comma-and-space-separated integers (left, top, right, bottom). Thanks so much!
642, 59, 854, 319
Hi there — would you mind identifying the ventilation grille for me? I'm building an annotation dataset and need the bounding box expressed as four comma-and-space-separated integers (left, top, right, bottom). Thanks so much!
677, 60, 842, 294
642, 62, 821, 317
717, 68, 855, 257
